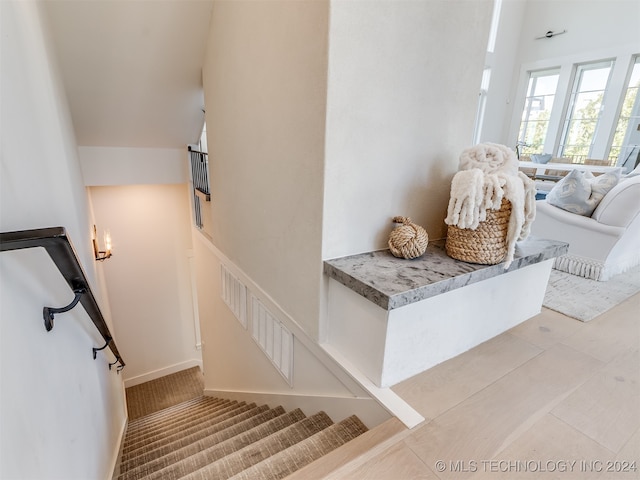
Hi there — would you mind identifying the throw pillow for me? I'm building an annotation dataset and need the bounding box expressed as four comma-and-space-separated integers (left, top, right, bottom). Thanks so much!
531, 153, 552, 164
625, 163, 640, 178
546, 169, 621, 216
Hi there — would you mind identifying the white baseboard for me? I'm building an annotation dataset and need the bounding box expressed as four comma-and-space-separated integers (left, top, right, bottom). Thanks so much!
204, 388, 391, 430
123, 359, 203, 388
108, 418, 127, 480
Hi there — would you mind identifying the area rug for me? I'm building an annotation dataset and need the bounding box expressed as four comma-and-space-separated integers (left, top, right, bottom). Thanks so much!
543, 266, 640, 322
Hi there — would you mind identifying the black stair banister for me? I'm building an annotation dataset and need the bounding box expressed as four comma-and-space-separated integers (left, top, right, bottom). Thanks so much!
0, 226, 125, 370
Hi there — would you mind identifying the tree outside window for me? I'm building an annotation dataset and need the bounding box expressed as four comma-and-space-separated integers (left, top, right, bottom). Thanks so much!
610, 57, 640, 167
559, 60, 614, 162
518, 69, 559, 156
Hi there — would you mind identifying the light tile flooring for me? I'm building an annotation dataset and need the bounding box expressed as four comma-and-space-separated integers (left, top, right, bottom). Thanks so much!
331, 292, 639, 479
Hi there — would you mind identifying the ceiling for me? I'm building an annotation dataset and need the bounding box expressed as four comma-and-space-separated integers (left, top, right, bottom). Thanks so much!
44, 0, 214, 149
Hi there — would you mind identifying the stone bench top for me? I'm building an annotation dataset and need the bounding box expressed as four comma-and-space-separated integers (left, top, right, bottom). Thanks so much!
323, 236, 568, 311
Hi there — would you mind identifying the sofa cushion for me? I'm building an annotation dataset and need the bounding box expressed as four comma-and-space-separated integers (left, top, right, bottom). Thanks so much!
591, 175, 640, 227
546, 169, 620, 216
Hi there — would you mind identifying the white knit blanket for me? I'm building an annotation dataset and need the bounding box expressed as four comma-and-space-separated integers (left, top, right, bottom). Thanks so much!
445, 144, 536, 267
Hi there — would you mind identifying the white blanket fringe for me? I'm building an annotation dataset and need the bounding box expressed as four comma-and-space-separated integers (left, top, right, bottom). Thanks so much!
554, 255, 604, 281
445, 143, 537, 268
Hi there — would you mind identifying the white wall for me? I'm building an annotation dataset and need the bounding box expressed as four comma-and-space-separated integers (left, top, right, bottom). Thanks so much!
89, 184, 202, 386
480, 0, 527, 144
197, 0, 384, 415
193, 234, 366, 395
202, 0, 329, 339
322, 0, 494, 260
196, 0, 493, 413
516, 0, 639, 65
79, 146, 188, 186
0, 2, 126, 478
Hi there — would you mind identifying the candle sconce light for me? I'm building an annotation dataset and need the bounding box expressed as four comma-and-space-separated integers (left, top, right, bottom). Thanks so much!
93, 225, 112, 261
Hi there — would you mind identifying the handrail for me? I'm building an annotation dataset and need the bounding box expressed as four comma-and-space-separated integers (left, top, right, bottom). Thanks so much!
0, 227, 125, 371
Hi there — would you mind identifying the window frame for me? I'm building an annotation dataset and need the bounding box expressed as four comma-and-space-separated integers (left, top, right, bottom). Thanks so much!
557, 59, 615, 162
608, 55, 640, 168
517, 68, 561, 157
509, 48, 639, 170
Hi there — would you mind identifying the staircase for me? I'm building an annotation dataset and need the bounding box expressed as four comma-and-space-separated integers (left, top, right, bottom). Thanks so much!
116, 395, 369, 480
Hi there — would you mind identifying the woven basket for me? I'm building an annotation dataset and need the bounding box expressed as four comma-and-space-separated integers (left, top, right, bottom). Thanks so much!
445, 199, 512, 265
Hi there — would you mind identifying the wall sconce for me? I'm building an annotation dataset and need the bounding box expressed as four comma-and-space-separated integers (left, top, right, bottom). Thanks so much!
93, 225, 112, 261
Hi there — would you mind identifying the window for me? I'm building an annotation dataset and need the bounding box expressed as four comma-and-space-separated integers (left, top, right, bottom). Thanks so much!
473, 68, 492, 144
517, 69, 560, 156
559, 60, 614, 162
610, 57, 640, 168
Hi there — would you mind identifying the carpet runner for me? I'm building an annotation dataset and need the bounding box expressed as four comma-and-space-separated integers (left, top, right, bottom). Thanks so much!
116, 395, 368, 480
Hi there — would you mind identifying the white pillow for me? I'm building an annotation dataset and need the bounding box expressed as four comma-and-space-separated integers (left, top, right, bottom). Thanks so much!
546, 169, 621, 216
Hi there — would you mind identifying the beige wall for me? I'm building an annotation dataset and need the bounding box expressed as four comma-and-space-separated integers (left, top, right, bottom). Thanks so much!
202, 0, 329, 338
89, 184, 202, 385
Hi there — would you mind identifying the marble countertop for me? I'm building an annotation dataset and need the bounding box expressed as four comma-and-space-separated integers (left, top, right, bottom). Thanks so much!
323, 237, 569, 311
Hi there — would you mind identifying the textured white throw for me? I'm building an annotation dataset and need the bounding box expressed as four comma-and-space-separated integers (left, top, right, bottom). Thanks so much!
445, 143, 537, 267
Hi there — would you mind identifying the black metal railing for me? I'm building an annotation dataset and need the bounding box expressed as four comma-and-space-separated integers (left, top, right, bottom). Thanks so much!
0, 227, 125, 371
188, 146, 210, 229
188, 146, 210, 200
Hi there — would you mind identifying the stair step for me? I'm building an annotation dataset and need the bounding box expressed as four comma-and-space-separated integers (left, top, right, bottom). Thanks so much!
227, 415, 369, 480
178, 411, 335, 480
285, 417, 407, 480
125, 397, 228, 440
127, 396, 218, 431
119, 404, 270, 472
121, 402, 255, 462
127, 408, 307, 480
123, 399, 235, 450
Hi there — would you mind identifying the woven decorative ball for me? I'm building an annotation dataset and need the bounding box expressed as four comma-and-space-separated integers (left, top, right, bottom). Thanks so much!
445, 199, 511, 265
388, 216, 429, 259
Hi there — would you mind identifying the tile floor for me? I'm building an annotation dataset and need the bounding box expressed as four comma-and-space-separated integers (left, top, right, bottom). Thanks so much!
331, 292, 640, 479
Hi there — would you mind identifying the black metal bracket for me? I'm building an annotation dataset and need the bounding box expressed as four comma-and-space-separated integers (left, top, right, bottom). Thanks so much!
109, 357, 123, 371
43, 288, 86, 332
92, 336, 112, 359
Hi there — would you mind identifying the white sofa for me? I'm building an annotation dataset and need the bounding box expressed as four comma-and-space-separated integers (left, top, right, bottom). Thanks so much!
531, 173, 640, 281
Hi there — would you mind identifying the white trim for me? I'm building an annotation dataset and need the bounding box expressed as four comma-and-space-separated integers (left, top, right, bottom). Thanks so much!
192, 228, 423, 426
108, 418, 127, 480
250, 293, 294, 386
319, 344, 425, 429
186, 249, 202, 351
508, 43, 640, 158
193, 228, 365, 395
123, 359, 203, 388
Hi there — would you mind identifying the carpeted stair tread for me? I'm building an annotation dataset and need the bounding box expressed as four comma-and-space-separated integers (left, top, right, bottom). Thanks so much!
119, 404, 271, 471
125, 397, 228, 439
127, 395, 217, 431
178, 411, 335, 480
123, 401, 243, 456
227, 415, 369, 480
125, 366, 204, 420
121, 402, 256, 462
126, 408, 307, 480
118, 406, 291, 479
123, 399, 235, 450
124, 398, 230, 446
119, 376, 373, 480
